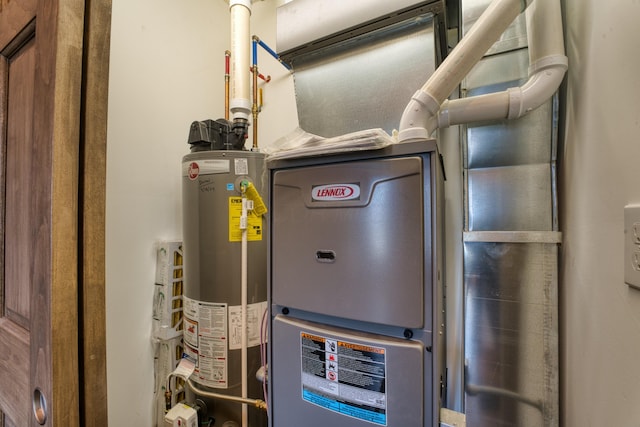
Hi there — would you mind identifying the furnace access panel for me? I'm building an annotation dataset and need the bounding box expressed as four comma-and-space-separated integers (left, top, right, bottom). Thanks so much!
267, 140, 445, 427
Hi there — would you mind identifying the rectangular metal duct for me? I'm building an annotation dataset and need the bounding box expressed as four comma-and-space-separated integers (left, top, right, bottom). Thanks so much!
460, 0, 560, 425
464, 242, 559, 427
290, 17, 436, 138
276, 0, 444, 138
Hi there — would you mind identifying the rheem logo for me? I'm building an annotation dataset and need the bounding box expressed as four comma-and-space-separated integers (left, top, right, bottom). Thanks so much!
188, 162, 200, 180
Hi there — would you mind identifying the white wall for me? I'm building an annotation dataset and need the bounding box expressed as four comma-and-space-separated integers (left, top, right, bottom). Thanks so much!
560, 0, 640, 425
106, 1, 295, 425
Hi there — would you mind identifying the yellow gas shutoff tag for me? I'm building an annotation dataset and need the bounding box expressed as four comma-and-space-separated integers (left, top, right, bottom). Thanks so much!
244, 182, 267, 216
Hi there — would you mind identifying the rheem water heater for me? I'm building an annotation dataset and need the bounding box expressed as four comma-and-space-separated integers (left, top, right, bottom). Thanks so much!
182, 119, 268, 427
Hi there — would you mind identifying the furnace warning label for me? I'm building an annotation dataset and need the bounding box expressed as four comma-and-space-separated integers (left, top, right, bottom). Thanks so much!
228, 197, 263, 242
300, 332, 387, 425
183, 297, 228, 389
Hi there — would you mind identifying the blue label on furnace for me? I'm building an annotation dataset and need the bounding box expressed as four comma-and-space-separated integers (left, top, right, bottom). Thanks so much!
226, 183, 234, 191
303, 389, 387, 425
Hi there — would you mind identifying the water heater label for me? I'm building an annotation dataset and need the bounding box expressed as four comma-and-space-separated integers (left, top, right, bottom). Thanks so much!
300, 332, 387, 425
234, 158, 249, 175
228, 197, 263, 242
183, 297, 229, 389
311, 183, 360, 201
228, 301, 268, 350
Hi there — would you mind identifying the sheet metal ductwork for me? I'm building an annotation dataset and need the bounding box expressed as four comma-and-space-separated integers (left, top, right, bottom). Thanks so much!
460, 0, 561, 425
276, 0, 447, 138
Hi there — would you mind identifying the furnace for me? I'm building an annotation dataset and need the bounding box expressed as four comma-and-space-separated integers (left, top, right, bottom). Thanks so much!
267, 139, 446, 426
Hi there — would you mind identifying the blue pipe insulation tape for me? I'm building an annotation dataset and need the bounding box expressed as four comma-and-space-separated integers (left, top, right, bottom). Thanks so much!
252, 39, 258, 66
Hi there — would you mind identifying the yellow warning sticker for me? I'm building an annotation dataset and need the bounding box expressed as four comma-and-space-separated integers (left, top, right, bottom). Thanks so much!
228, 197, 263, 242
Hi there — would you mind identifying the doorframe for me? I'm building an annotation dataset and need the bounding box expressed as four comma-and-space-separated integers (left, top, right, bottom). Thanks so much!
78, 0, 112, 425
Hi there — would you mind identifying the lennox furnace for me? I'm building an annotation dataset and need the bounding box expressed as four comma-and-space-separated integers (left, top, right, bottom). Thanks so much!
267, 139, 446, 426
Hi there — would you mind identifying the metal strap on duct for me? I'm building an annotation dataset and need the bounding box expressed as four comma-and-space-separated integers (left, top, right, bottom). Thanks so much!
464, 231, 562, 243
276, 0, 445, 61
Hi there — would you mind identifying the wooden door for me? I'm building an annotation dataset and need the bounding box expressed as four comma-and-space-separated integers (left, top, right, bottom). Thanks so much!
0, 0, 111, 426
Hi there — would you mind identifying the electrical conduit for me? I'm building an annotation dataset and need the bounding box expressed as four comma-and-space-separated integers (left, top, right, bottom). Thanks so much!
398, 0, 567, 140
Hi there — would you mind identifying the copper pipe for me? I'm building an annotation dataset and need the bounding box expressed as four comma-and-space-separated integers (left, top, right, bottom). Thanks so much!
250, 69, 271, 83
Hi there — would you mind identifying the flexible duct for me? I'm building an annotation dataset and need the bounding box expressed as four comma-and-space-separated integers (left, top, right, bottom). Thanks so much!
398, 0, 567, 141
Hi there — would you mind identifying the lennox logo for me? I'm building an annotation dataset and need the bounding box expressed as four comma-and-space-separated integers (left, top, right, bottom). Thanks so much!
312, 184, 360, 201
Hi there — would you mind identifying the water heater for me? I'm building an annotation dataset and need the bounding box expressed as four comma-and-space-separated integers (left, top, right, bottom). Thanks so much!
181, 119, 268, 426
267, 139, 446, 426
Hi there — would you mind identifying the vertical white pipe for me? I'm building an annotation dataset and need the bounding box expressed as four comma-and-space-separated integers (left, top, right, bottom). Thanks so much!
230, 0, 252, 121
230, 1, 252, 423
509, 0, 567, 117
526, 0, 564, 63
241, 195, 248, 427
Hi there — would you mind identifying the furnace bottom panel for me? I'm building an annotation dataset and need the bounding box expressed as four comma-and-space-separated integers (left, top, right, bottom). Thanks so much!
271, 315, 426, 427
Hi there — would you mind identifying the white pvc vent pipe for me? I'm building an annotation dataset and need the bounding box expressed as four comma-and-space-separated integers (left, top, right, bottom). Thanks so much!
230, 0, 252, 121
398, 0, 567, 141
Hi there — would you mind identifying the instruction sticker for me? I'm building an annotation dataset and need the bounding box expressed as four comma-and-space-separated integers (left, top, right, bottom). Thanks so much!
234, 158, 249, 175
228, 197, 263, 242
228, 301, 268, 350
183, 297, 228, 389
300, 332, 387, 425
